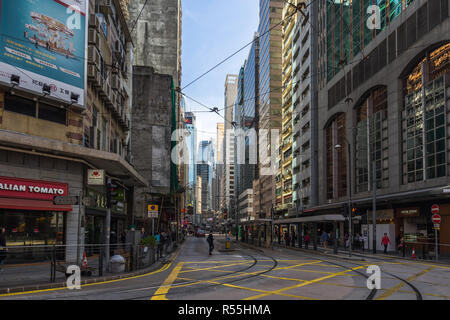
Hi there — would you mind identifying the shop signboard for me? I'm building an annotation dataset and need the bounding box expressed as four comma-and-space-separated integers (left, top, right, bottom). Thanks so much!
87, 169, 105, 186
0, 0, 87, 105
53, 195, 79, 205
0, 176, 68, 200
395, 207, 420, 218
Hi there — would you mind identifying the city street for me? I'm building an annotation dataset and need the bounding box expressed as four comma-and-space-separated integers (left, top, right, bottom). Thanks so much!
1, 235, 450, 300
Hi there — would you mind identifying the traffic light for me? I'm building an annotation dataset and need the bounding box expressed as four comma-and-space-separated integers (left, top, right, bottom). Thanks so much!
223, 209, 228, 220
106, 180, 118, 208
340, 204, 348, 217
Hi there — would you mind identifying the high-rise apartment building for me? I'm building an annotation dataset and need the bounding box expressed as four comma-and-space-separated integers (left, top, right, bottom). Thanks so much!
197, 140, 214, 214
276, 1, 300, 217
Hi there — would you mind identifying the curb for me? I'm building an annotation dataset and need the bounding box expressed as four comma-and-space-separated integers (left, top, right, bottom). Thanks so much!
0, 242, 184, 295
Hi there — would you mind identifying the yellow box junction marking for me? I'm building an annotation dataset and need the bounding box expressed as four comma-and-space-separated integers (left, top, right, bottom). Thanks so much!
244, 264, 369, 300
151, 262, 185, 300
375, 266, 434, 300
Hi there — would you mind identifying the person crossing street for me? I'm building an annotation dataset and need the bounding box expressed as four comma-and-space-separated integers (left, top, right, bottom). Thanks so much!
207, 233, 214, 255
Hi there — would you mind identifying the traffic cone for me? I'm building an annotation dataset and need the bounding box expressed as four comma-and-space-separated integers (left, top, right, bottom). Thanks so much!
82, 251, 88, 268
412, 247, 416, 260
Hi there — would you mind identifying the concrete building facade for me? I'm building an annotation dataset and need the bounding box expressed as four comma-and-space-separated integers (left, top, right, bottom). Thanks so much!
0, 0, 146, 263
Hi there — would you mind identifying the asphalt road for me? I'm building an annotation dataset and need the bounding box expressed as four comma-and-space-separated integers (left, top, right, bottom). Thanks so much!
1, 235, 450, 300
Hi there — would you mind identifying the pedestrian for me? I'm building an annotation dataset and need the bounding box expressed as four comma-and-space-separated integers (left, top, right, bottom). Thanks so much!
381, 233, 391, 253
304, 233, 310, 249
0, 227, 7, 270
141, 227, 147, 240
321, 231, 329, 249
207, 233, 214, 255
284, 231, 289, 247
354, 233, 360, 250
344, 233, 349, 250
291, 231, 296, 247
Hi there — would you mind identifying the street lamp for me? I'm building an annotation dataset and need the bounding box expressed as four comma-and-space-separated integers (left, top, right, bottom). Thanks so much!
335, 137, 353, 257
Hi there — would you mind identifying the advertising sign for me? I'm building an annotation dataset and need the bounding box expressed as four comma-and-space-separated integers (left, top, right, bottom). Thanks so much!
87, 169, 105, 185
0, 176, 68, 200
0, 0, 87, 105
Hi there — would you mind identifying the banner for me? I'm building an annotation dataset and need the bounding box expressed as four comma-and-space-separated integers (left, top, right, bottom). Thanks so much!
0, 0, 87, 105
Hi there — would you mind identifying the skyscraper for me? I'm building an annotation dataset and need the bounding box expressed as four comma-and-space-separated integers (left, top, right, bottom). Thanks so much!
224, 75, 238, 215
185, 111, 197, 214
255, 0, 283, 220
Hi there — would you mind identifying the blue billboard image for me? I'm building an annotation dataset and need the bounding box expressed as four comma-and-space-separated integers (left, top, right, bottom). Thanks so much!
0, 0, 87, 105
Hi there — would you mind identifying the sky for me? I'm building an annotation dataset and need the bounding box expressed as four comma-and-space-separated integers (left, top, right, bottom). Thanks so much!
181, 0, 260, 151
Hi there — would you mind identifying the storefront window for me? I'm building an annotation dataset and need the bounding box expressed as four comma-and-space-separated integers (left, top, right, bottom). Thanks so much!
0, 210, 64, 246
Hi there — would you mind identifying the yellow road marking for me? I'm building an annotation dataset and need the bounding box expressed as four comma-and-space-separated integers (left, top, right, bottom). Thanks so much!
180, 261, 253, 273
289, 268, 358, 276
176, 276, 317, 300
375, 266, 434, 300
151, 262, 185, 300
0, 242, 185, 298
273, 261, 322, 271
397, 290, 450, 299
244, 264, 369, 300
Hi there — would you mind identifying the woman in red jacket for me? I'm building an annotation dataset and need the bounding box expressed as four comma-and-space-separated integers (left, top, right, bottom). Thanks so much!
381, 233, 391, 253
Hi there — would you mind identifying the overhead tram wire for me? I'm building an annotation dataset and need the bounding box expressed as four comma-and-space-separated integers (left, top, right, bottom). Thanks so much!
180, 4, 302, 91
130, 0, 150, 34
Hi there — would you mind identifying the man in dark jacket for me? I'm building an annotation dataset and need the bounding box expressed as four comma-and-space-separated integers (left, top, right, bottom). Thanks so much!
0, 227, 7, 269
207, 233, 214, 255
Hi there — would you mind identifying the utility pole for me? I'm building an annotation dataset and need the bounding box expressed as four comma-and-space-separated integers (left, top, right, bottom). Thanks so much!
372, 162, 377, 254
105, 178, 112, 272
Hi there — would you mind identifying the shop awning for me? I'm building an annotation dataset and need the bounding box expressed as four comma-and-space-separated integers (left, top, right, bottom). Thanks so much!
273, 214, 346, 224
0, 198, 72, 211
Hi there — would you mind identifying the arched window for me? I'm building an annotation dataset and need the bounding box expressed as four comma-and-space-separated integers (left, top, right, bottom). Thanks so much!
402, 43, 449, 184
354, 86, 389, 193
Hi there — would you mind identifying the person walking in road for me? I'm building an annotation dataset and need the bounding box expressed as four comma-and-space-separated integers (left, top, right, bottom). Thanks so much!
291, 231, 296, 247
0, 227, 7, 271
321, 231, 329, 249
284, 231, 289, 247
207, 233, 214, 255
381, 233, 391, 253
304, 233, 310, 249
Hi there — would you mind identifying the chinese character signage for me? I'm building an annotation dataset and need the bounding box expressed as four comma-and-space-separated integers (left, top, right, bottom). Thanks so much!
0, 0, 87, 105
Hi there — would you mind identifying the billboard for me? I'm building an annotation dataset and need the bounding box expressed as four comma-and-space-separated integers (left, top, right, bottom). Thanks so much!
0, 0, 87, 105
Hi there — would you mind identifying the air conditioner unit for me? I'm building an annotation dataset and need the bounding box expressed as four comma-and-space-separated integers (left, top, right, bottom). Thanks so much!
88, 45, 100, 69
88, 29, 99, 47
99, 0, 112, 15
88, 13, 99, 31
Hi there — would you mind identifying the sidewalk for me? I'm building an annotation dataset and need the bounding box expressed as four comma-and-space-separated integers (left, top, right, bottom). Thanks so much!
233, 239, 450, 265
0, 241, 182, 294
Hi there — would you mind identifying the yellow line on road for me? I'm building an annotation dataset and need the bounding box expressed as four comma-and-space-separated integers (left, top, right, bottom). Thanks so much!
273, 261, 322, 271
244, 264, 368, 300
289, 268, 358, 276
0, 242, 185, 298
150, 262, 185, 300
180, 261, 253, 273
176, 276, 317, 300
375, 266, 434, 300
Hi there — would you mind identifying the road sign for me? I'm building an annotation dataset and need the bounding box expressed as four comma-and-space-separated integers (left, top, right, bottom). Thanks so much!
53, 196, 79, 205
147, 204, 159, 218
434, 223, 440, 229
432, 214, 441, 224
431, 204, 439, 214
